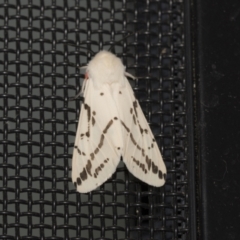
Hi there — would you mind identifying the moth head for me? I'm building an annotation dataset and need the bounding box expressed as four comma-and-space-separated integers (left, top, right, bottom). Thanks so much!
87, 50, 125, 87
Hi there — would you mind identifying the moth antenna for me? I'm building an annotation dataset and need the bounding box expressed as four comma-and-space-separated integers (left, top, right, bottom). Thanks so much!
67, 62, 79, 69
67, 42, 95, 56
125, 71, 136, 80
69, 89, 83, 101
108, 33, 135, 52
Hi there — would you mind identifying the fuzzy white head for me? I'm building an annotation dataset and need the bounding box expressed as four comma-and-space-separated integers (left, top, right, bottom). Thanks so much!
87, 50, 126, 88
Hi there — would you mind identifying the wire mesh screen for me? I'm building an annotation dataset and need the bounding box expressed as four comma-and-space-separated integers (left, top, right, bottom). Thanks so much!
0, 0, 188, 239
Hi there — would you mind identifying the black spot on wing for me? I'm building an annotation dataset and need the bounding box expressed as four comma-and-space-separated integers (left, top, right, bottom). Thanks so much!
80, 168, 87, 181
133, 115, 137, 125
91, 122, 112, 158
133, 157, 147, 173
103, 120, 113, 134
74, 146, 81, 155
129, 133, 142, 151
98, 134, 104, 149
145, 155, 151, 170
158, 170, 163, 179
152, 162, 158, 174
129, 104, 147, 136
92, 117, 95, 126
86, 160, 92, 176
84, 104, 91, 122
130, 133, 137, 146
121, 120, 130, 132
100, 92, 104, 96
138, 124, 144, 134
84, 104, 91, 137
77, 178, 81, 185
132, 157, 139, 165
104, 158, 109, 163
90, 153, 94, 160
139, 163, 145, 172
95, 165, 102, 177
133, 101, 138, 117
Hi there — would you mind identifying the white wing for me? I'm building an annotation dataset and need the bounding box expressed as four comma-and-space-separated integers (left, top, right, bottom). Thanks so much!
72, 79, 123, 193
112, 79, 167, 187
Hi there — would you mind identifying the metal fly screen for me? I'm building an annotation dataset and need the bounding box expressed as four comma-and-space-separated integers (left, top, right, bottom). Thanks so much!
0, 0, 188, 239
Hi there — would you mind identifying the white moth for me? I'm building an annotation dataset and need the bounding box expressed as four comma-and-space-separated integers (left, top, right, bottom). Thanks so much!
72, 50, 166, 193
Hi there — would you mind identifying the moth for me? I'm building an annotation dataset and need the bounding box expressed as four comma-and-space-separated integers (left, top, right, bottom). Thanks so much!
72, 50, 167, 193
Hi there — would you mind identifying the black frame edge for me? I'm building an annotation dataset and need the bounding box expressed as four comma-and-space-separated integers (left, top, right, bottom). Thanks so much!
185, 0, 197, 239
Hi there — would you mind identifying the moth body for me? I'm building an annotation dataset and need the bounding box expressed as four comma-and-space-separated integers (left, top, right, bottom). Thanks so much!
72, 51, 167, 193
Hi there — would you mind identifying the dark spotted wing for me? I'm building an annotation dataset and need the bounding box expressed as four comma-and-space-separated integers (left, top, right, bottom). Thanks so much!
113, 79, 167, 187
72, 79, 123, 193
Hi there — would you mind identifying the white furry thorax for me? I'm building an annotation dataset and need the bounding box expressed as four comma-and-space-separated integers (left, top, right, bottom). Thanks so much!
87, 50, 126, 88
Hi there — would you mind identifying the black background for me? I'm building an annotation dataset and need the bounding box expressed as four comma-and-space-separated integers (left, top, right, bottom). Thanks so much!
195, 0, 240, 239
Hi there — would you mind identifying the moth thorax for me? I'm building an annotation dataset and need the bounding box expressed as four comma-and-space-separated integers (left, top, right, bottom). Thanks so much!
87, 50, 125, 86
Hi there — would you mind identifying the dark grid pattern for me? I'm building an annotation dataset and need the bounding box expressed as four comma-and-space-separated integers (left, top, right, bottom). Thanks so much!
0, 0, 188, 239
